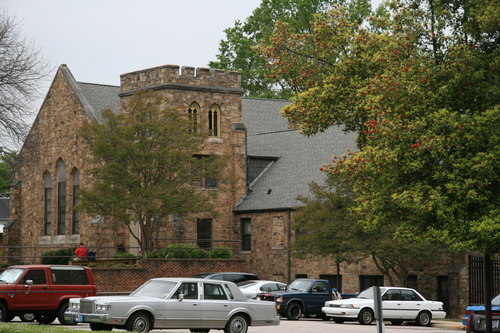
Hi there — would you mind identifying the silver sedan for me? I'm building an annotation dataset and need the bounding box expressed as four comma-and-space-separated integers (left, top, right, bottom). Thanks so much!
236, 280, 287, 299
64, 277, 280, 333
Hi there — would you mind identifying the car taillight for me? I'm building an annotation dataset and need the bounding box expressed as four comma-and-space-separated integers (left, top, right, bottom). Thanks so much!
467, 314, 472, 333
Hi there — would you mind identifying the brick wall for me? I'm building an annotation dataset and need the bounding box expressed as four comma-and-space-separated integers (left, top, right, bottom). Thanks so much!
93, 259, 245, 293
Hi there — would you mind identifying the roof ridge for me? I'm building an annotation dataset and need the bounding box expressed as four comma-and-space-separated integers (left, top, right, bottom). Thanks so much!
77, 81, 120, 88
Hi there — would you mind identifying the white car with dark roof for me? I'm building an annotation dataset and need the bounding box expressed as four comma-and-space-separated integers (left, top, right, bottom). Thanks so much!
322, 286, 446, 326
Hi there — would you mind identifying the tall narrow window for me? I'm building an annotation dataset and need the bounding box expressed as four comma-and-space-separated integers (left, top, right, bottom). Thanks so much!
197, 218, 212, 249
188, 102, 200, 133
57, 160, 66, 235
72, 170, 80, 234
193, 155, 218, 188
241, 218, 251, 251
43, 172, 52, 235
208, 104, 220, 137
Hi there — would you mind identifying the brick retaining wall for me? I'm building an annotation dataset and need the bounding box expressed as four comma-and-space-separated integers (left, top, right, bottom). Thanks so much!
93, 259, 245, 293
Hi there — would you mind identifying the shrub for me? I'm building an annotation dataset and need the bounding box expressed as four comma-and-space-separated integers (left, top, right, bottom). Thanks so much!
165, 243, 201, 258
40, 248, 75, 264
210, 246, 232, 259
114, 252, 136, 258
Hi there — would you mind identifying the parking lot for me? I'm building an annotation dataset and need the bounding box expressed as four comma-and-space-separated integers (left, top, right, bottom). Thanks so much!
7, 317, 465, 333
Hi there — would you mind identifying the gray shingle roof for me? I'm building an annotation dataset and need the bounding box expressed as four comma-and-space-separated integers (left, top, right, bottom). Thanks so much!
235, 98, 357, 212
78, 82, 121, 122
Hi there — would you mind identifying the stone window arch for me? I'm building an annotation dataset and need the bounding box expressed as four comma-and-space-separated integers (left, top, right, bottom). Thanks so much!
43, 171, 52, 235
57, 159, 66, 235
188, 102, 200, 132
208, 104, 220, 137
72, 169, 80, 234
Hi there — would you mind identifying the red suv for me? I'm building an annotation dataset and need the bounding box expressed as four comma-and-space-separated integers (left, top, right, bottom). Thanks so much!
0, 265, 96, 325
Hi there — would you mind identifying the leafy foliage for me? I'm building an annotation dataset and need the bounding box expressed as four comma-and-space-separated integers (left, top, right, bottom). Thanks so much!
143, 244, 232, 259
0, 151, 16, 195
210, 0, 373, 99
260, 0, 500, 254
40, 248, 75, 265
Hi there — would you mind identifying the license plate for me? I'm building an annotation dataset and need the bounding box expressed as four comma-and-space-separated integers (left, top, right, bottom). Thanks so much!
76, 314, 83, 322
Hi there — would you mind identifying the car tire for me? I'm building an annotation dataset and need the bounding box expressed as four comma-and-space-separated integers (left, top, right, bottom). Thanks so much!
0, 303, 7, 322
285, 302, 302, 320
90, 323, 113, 331
20, 313, 35, 322
224, 314, 248, 333
58, 301, 77, 325
358, 308, 374, 325
416, 311, 432, 326
35, 313, 57, 325
125, 311, 151, 332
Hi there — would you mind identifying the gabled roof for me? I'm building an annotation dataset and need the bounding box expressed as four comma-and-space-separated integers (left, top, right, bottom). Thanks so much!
235, 98, 357, 212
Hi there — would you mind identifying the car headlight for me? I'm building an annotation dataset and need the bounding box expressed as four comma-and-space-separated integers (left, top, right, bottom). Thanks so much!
69, 302, 80, 310
95, 304, 109, 312
340, 304, 355, 308
277, 297, 283, 303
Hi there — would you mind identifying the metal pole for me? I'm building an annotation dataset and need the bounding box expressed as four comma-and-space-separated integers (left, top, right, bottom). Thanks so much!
374, 286, 385, 333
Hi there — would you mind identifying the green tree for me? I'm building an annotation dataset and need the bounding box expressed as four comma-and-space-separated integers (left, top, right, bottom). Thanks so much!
209, 0, 372, 99
0, 151, 16, 195
78, 91, 228, 254
260, 0, 500, 251
292, 175, 444, 287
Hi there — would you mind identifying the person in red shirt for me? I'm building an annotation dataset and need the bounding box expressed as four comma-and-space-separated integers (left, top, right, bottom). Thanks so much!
74, 243, 89, 261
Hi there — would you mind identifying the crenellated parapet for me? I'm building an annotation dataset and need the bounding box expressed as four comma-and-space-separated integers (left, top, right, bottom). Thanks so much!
120, 64, 242, 95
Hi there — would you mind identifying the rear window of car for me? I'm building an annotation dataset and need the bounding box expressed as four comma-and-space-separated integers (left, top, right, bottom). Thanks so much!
51, 267, 89, 285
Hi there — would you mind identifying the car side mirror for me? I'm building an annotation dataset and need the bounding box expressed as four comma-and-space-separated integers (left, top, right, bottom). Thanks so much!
26, 280, 33, 286
178, 293, 185, 301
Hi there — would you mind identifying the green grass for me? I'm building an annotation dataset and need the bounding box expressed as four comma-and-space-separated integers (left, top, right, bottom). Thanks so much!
0, 323, 81, 332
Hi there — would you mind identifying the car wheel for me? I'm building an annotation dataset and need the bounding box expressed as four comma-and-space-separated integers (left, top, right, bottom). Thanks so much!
285, 302, 302, 320
224, 314, 248, 333
333, 318, 345, 324
90, 323, 113, 331
0, 303, 7, 322
416, 311, 432, 326
391, 320, 404, 325
358, 308, 374, 325
35, 313, 57, 325
58, 301, 77, 325
125, 311, 151, 332
20, 313, 35, 322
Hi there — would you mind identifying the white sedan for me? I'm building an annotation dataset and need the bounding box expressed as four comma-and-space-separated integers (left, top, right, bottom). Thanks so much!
236, 280, 287, 299
64, 277, 280, 333
322, 286, 446, 326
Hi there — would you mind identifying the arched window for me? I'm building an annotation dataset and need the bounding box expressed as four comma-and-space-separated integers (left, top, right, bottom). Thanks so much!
72, 169, 80, 234
188, 102, 200, 132
208, 104, 220, 137
43, 172, 52, 235
57, 159, 66, 235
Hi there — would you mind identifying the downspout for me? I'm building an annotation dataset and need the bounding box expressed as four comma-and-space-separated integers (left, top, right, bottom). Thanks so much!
287, 209, 291, 284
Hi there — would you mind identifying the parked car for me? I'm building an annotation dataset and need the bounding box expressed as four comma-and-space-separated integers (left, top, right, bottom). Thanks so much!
191, 272, 259, 283
64, 277, 280, 333
463, 293, 500, 326
236, 280, 286, 299
467, 313, 500, 332
322, 286, 446, 326
268, 278, 336, 320
0, 264, 96, 325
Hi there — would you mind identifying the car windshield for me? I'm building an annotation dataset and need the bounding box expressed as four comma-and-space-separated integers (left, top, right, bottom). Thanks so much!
356, 287, 388, 299
286, 280, 312, 292
130, 280, 178, 298
237, 281, 257, 288
493, 294, 500, 305
0, 268, 24, 284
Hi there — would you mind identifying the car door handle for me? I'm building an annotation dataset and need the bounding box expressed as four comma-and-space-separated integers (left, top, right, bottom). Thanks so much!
224, 305, 228, 307
193, 303, 199, 306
